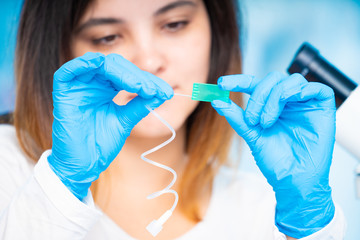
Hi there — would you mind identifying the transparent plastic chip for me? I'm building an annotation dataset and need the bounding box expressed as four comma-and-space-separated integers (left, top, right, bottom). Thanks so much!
192, 83, 230, 103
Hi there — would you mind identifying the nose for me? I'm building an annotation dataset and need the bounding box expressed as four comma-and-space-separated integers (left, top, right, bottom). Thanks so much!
129, 37, 166, 76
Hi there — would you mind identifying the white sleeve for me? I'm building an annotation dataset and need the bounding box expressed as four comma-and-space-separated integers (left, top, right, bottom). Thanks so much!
0, 150, 102, 239
272, 204, 346, 240
300, 205, 346, 240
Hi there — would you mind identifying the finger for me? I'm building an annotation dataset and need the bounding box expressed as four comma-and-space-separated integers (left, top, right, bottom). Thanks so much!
143, 71, 174, 100
217, 74, 261, 94
95, 96, 166, 161
53, 52, 105, 91
102, 54, 173, 101
299, 82, 335, 108
260, 73, 308, 128
211, 99, 260, 145
115, 96, 165, 131
244, 72, 287, 126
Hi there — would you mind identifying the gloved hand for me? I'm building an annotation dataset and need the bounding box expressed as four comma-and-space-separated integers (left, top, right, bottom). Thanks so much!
212, 72, 336, 238
48, 52, 173, 201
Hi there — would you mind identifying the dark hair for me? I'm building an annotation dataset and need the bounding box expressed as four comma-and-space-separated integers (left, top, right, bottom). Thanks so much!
15, 1, 92, 158
15, 0, 242, 221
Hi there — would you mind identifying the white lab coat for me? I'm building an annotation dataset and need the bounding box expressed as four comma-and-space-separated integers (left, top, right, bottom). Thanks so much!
0, 124, 346, 239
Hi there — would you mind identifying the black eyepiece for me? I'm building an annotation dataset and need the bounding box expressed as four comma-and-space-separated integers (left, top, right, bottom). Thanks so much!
288, 42, 357, 107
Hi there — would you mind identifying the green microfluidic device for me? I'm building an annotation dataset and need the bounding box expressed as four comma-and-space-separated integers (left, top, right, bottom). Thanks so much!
191, 83, 230, 103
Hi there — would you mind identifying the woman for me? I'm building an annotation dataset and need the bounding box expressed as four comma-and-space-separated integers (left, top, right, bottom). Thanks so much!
0, 0, 345, 239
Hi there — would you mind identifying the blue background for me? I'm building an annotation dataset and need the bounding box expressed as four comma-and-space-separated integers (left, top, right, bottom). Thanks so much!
0, 0, 359, 239
0, 0, 22, 114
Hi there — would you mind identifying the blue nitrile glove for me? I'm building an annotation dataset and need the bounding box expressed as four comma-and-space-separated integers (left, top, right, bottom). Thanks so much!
48, 52, 173, 201
211, 72, 336, 238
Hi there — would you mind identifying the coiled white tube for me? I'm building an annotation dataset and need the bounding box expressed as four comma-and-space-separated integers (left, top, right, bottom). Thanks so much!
142, 105, 179, 218
143, 94, 194, 236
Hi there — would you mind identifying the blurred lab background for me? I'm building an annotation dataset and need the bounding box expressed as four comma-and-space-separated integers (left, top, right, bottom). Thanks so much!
0, 1, 21, 115
0, 0, 359, 239
238, 1, 360, 239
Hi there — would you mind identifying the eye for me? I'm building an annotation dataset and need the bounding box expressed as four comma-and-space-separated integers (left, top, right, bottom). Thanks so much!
163, 21, 188, 32
92, 34, 120, 45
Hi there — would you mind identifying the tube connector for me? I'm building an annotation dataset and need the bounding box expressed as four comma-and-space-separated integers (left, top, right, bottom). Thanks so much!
146, 210, 172, 237
146, 210, 173, 237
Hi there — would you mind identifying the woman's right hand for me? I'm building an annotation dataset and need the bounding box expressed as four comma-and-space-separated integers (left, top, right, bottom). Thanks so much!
47, 52, 173, 200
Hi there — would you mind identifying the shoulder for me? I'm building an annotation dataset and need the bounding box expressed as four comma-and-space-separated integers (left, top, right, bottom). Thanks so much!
0, 124, 17, 143
0, 124, 35, 172
0, 124, 21, 152
0, 125, 38, 209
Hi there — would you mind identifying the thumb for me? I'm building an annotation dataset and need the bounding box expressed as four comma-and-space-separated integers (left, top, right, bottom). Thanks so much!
212, 99, 260, 146
115, 96, 165, 130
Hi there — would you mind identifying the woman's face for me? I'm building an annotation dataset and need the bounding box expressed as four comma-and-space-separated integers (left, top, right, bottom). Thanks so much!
71, 0, 211, 137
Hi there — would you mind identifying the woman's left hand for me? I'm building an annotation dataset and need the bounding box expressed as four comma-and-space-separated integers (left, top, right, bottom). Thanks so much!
212, 72, 336, 238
